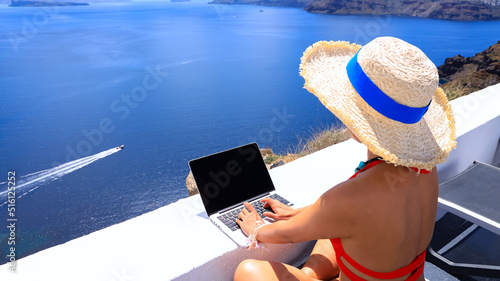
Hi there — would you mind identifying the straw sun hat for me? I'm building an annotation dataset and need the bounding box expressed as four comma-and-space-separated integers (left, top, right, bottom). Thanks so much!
300, 36, 456, 170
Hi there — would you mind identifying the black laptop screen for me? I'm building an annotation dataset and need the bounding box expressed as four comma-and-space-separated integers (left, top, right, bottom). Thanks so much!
189, 143, 275, 216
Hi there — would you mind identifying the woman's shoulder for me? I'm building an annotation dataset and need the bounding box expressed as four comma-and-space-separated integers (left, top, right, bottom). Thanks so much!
322, 162, 438, 213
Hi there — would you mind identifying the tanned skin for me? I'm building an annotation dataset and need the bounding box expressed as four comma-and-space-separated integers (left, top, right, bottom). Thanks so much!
234, 132, 437, 281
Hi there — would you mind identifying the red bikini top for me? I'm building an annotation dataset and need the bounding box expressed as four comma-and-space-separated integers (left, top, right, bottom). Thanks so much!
330, 159, 428, 281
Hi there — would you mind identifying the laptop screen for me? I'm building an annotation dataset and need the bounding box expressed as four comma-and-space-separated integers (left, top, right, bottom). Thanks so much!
189, 143, 276, 216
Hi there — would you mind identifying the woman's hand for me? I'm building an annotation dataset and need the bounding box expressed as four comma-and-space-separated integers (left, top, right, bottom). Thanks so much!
236, 202, 264, 236
261, 198, 301, 221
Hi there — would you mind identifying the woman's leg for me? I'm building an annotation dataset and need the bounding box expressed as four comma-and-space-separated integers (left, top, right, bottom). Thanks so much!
234, 239, 339, 281
301, 239, 339, 280
234, 259, 317, 281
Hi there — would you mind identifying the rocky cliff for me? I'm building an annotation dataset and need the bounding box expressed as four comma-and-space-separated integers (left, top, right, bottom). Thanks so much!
305, 0, 500, 20
439, 40, 500, 100
208, 0, 500, 20
209, 0, 313, 8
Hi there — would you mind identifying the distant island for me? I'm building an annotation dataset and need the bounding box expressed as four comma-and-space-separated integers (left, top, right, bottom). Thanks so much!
209, 0, 500, 21
10, 0, 89, 6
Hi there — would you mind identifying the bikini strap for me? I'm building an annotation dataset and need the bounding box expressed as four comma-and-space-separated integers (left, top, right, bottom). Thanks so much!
331, 238, 426, 280
350, 160, 430, 180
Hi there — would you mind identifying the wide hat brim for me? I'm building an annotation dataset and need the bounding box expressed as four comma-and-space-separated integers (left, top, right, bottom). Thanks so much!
300, 40, 456, 170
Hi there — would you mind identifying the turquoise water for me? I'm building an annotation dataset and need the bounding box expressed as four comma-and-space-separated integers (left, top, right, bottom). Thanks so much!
0, 1, 499, 263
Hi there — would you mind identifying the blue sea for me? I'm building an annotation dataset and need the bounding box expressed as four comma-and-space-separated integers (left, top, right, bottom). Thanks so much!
0, 1, 499, 263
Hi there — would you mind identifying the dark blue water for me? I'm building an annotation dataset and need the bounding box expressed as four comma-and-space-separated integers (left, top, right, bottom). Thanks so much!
0, 1, 499, 263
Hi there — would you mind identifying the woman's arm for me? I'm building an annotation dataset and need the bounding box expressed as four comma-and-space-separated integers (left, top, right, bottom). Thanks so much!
237, 182, 356, 244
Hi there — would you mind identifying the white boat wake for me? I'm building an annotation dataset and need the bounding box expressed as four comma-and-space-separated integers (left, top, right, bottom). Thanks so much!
0, 147, 122, 206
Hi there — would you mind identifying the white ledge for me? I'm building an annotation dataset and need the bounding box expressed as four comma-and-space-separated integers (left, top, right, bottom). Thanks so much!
1, 84, 499, 280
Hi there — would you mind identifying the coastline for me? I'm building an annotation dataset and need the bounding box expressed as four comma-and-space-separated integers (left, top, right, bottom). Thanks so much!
209, 0, 500, 21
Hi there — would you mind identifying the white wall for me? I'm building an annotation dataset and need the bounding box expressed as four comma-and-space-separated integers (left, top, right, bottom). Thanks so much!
437, 84, 500, 182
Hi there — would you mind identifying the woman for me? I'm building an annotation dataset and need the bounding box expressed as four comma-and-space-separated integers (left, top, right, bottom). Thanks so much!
234, 37, 456, 281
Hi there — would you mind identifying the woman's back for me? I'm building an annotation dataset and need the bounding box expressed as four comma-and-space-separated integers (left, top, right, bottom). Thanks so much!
337, 162, 438, 280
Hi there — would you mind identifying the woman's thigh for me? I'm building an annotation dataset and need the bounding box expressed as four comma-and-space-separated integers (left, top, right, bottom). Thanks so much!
301, 239, 339, 280
234, 239, 339, 281
234, 259, 318, 281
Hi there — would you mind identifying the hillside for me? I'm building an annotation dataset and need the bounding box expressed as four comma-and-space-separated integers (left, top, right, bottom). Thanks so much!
209, 0, 500, 20
304, 0, 500, 21
209, 0, 313, 7
439, 40, 500, 100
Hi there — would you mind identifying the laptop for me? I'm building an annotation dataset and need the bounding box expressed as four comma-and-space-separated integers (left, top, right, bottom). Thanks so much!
188, 142, 293, 246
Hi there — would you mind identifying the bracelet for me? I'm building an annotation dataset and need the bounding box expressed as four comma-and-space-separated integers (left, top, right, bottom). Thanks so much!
246, 222, 268, 251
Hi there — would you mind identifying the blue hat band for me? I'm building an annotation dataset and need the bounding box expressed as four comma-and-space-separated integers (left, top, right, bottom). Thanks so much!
346, 51, 431, 124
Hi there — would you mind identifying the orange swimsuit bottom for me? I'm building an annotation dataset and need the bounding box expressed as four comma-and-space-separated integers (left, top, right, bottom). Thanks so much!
330, 159, 428, 281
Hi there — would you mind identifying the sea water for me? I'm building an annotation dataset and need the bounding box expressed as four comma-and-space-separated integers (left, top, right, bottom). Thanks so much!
0, 1, 499, 263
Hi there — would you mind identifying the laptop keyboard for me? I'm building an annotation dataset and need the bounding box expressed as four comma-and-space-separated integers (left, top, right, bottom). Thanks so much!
217, 194, 292, 232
